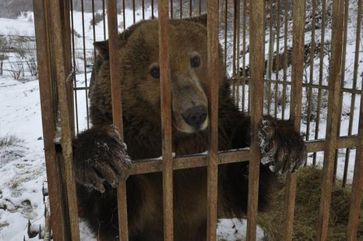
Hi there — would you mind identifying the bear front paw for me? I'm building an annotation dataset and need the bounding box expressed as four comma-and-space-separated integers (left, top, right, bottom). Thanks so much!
73, 125, 131, 193
258, 116, 305, 175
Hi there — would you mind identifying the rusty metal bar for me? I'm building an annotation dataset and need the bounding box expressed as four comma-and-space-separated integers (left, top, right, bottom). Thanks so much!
80, 0, 90, 129
132, 0, 136, 23
91, 0, 96, 60
343, 0, 359, 187
314, 0, 327, 164
102, 0, 106, 39
152, 0, 155, 18
274, 0, 281, 118
334, 0, 349, 182
281, 0, 289, 120
170, 0, 174, 19
224, 0, 228, 71
199, 0, 202, 15
70, 0, 80, 134
266, 0, 274, 115
48, 0, 80, 239
282, 0, 305, 240
235, 0, 241, 107
106, 1, 129, 241
316, 0, 345, 239
346, 0, 363, 239
123, 0, 126, 30
306, 0, 317, 142
206, 0, 219, 239
158, 0, 174, 240
241, 0, 247, 112
246, 0, 264, 239
33, 1, 67, 240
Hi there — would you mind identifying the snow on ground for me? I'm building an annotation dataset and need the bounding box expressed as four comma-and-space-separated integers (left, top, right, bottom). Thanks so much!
0, 13, 35, 37
0, 77, 45, 241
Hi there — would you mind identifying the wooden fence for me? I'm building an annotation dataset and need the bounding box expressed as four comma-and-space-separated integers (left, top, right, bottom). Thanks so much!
33, 0, 363, 240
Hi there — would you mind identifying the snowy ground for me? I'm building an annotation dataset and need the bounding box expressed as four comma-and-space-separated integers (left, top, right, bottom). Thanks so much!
0, 2, 362, 240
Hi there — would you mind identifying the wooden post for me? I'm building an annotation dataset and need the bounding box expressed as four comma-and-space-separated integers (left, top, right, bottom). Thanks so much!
283, 0, 305, 240
246, 0, 265, 240
105, 1, 129, 241
316, 0, 345, 240
346, 0, 363, 239
158, 0, 174, 240
206, 0, 219, 240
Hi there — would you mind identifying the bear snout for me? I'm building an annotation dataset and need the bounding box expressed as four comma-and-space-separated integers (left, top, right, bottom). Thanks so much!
182, 105, 208, 130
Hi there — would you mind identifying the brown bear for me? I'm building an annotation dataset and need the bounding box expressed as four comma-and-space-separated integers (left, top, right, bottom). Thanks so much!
73, 15, 305, 241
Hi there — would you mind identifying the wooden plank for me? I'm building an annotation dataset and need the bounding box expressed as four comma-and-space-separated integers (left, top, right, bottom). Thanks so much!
106, 1, 129, 241
33, 1, 67, 240
207, 0, 220, 240
316, 0, 345, 239
158, 0, 174, 240
129, 150, 250, 175
283, 0, 305, 240
346, 0, 363, 239
48, 0, 80, 240
246, 0, 265, 239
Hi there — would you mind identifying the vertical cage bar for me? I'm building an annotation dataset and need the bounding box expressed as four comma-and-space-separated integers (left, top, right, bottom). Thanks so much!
274, 0, 281, 118
281, 0, 289, 120
306, 0, 317, 142
123, 0, 127, 30
158, 0, 174, 240
70, 0, 80, 134
102, 0, 107, 39
235, 0, 241, 107
316, 0, 345, 239
80, 0, 90, 129
283, 0, 305, 240
92, 0, 96, 60
334, 0, 349, 182
314, 0, 327, 164
33, 1, 67, 240
224, 0, 228, 71
61, 0, 74, 137
171, 0, 174, 19
346, 0, 363, 239
266, 0, 274, 115
207, 0, 219, 240
106, 1, 129, 241
342, 0, 359, 187
246, 0, 265, 239
152, 0, 155, 18
48, 0, 81, 240
241, 0, 247, 112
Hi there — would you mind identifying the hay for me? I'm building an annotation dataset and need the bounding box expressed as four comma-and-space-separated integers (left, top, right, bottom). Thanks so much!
258, 167, 363, 241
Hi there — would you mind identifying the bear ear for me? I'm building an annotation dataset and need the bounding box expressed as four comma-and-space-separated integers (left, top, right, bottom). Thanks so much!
94, 40, 109, 59
184, 14, 207, 27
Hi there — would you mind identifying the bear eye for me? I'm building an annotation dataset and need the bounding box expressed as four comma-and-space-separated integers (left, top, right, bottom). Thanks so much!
149, 65, 160, 79
190, 54, 201, 68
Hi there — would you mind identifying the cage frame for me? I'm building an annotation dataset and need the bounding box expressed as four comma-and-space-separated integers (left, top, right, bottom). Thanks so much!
32, 0, 363, 241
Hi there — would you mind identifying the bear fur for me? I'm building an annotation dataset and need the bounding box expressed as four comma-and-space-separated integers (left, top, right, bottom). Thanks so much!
73, 15, 305, 241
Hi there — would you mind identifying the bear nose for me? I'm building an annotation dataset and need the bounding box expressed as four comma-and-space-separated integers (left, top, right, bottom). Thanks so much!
182, 105, 208, 129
